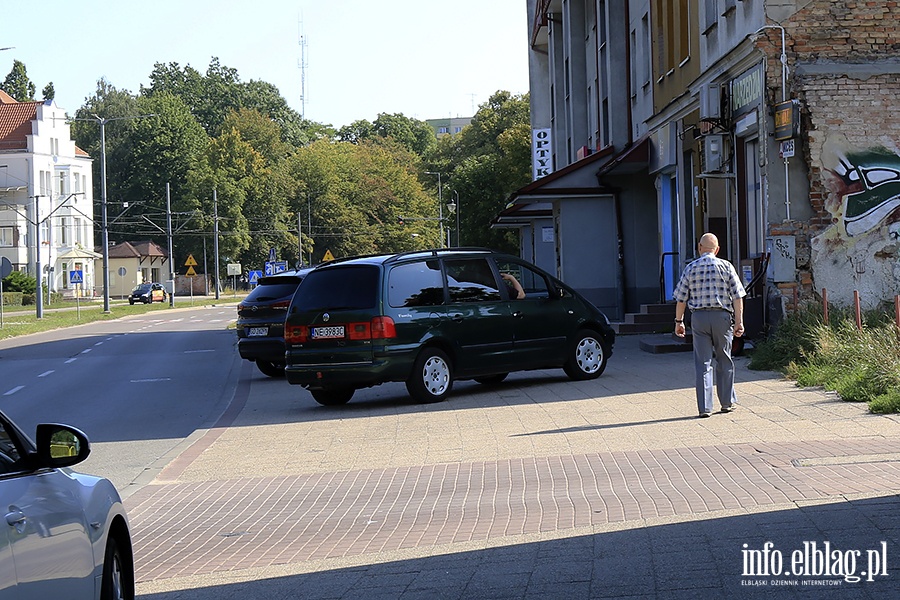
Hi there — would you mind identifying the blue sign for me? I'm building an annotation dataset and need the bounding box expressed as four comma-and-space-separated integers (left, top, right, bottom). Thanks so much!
265, 261, 288, 276
248, 270, 263, 285
69, 270, 83, 284
268, 248, 277, 262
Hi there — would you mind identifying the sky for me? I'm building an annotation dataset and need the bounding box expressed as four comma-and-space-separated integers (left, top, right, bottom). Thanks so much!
2, 0, 530, 128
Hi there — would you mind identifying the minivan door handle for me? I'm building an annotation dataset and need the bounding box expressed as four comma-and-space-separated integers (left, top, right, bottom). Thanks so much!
449, 313, 464, 322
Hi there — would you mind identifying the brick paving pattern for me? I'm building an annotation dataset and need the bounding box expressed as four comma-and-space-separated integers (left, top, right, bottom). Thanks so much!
129, 336, 900, 598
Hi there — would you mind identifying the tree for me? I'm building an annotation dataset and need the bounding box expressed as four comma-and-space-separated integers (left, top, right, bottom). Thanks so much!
1, 59, 36, 101
337, 112, 436, 158
41, 82, 55, 101
278, 139, 440, 263
144, 57, 322, 148
426, 91, 531, 252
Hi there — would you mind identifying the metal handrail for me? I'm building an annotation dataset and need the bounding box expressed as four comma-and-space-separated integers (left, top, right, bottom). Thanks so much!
659, 251, 679, 303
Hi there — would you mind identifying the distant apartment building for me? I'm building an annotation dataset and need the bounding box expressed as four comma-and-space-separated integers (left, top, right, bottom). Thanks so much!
426, 116, 472, 138
504, 0, 900, 323
0, 90, 98, 297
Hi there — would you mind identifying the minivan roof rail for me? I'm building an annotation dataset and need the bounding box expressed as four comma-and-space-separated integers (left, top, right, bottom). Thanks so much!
383, 247, 493, 264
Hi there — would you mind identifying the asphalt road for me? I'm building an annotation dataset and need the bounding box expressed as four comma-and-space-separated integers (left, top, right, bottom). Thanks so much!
0, 304, 241, 497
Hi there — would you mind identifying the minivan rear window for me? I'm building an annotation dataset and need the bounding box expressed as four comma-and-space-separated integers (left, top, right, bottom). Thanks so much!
292, 266, 379, 311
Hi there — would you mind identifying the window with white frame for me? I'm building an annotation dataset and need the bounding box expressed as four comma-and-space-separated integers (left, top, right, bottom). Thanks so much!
60, 216, 69, 245
74, 217, 84, 245
57, 171, 68, 196
0, 226, 13, 247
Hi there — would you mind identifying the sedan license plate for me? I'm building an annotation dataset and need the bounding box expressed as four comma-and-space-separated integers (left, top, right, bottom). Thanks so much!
311, 325, 345, 339
248, 327, 269, 337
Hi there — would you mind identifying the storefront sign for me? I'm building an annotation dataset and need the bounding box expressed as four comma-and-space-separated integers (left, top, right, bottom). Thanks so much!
774, 99, 800, 141
731, 66, 763, 120
532, 128, 553, 180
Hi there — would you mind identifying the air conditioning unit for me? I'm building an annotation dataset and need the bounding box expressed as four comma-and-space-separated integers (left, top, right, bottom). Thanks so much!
699, 83, 721, 121
703, 134, 724, 172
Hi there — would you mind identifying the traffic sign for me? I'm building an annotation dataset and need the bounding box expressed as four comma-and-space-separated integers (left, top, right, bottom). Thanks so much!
268, 248, 277, 262
323, 249, 335, 262
185, 254, 198, 266
248, 270, 263, 285
186, 266, 197, 277
69, 269, 83, 284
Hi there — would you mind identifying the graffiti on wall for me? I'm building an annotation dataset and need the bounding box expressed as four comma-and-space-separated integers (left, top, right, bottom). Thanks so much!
811, 135, 900, 308
832, 149, 900, 236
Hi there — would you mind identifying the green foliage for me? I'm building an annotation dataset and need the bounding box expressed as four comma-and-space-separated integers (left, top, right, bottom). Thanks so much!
1, 59, 36, 101
42, 82, 54, 100
1, 292, 24, 306
1, 270, 36, 294
425, 91, 531, 252
751, 305, 900, 412
338, 113, 437, 158
279, 139, 440, 262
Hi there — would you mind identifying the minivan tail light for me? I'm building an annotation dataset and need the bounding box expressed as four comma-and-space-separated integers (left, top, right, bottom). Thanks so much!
285, 324, 309, 344
345, 317, 396, 341
370, 316, 396, 339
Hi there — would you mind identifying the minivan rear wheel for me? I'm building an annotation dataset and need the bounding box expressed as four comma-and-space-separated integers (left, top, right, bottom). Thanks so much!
310, 387, 354, 406
563, 330, 608, 380
407, 348, 453, 403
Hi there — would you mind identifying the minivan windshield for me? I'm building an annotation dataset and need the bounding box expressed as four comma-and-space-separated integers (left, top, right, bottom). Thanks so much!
292, 266, 379, 311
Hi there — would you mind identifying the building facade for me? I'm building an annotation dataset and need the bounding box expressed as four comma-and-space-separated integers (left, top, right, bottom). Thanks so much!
0, 90, 98, 298
509, 0, 900, 326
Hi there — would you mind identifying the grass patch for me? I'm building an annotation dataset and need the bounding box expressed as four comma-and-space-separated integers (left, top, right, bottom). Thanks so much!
750, 305, 900, 413
0, 298, 239, 341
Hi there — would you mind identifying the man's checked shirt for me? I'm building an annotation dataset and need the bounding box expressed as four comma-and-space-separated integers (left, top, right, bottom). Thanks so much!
673, 252, 746, 313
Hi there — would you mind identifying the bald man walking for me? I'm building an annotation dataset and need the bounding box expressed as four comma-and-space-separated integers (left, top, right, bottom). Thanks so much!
673, 233, 746, 417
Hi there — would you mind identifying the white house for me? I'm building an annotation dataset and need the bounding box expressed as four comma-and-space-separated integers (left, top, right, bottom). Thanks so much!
0, 89, 98, 298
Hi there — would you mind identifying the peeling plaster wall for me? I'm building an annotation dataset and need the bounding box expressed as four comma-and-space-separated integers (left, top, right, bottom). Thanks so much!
784, 1, 900, 308
803, 73, 900, 309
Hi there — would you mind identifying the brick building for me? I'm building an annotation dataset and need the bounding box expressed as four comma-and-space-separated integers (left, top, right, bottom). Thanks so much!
510, 0, 900, 328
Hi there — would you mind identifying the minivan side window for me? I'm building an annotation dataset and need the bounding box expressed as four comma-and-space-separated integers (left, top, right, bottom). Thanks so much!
494, 260, 552, 300
445, 258, 501, 303
389, 260, 445, 307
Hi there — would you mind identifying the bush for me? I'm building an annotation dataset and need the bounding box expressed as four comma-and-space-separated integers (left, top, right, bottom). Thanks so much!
751, 305, 900, 413
2, 270, 36, 294
1, 292, 24, 306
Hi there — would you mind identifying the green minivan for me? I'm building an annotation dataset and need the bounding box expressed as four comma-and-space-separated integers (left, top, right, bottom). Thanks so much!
284, 248, 615, 405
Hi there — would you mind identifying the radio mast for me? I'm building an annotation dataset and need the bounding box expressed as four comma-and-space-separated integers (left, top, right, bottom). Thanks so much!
298, 17, 308, 120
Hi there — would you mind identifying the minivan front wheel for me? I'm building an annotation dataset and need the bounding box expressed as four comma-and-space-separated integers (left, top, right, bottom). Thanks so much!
407, 348, 453, 403
564, 330, 608, 380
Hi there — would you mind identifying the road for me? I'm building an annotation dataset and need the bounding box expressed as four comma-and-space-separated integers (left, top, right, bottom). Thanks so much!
0, 304, 241, 497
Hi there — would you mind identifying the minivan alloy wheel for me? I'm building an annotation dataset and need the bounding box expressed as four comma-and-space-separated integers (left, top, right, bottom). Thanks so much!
407, 348, 453, 403
564, 330, 607, 380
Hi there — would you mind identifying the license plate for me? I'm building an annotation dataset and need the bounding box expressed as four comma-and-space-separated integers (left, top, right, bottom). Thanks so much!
311, 325, 345, 339
248, 327, 269, 337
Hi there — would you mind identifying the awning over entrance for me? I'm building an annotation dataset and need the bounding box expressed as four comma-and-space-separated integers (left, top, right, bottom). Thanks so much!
596, 137, 650, 177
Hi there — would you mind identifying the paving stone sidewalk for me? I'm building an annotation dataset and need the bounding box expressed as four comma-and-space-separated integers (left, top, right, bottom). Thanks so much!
130, 336, 900, 599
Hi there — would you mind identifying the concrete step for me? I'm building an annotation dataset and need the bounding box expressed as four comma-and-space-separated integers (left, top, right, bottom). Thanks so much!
639, 333, 693, 353
611, 322, 675, 335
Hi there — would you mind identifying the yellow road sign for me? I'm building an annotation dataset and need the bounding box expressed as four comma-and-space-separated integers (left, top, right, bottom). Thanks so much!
186, 266, 197, 276
323, 249, 335, 262
185, 254, 198, 266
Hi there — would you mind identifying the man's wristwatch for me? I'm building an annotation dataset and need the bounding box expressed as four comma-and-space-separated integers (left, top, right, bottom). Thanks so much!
675, 319, 683, 324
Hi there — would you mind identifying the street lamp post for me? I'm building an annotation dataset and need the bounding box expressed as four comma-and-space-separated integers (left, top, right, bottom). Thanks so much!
448, 190, 461, 247
71, 113, 155, 312
424, 171, 445, 248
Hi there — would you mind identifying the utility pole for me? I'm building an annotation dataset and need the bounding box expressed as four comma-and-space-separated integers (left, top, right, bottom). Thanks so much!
166, 183, 175, 307
425, 171, 445, 248
213, 189, 220, 300
70, 112, 155, 312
